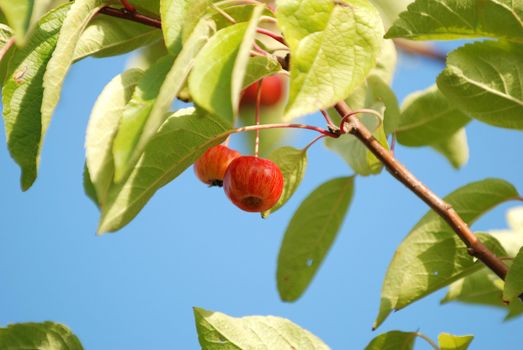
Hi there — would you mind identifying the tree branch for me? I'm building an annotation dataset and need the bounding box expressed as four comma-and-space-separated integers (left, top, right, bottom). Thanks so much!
394, 39, 447, 64
97, 4, 519, 299
334, 101, 511, 282
98, 6, 161, 29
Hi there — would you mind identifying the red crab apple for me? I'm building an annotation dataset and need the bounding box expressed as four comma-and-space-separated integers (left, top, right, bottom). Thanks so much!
194, 145, 241, 186
223, 156, 284, 212
240, 75, 284, 106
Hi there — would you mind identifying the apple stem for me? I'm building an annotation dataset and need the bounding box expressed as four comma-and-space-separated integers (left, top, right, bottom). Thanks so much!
231, 123, 339, 138
254, 80, 263, 157
120, 0, 136, 12
320, 109, 336, 128
303, 134, 327, 152
256, 28, 287, 46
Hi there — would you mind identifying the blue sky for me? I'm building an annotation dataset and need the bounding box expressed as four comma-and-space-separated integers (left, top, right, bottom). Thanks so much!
0, 42, 522, 349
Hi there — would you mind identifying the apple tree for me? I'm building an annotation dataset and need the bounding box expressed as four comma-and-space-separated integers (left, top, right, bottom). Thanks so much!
0, 0, 522, 348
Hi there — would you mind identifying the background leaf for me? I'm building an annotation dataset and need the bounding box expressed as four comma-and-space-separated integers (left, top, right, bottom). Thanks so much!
431, 128, 469, 169
374, 178, 518, 329
385, 0, 523, 43
438, 333, 473, 350
85, 68, 143, 205
397, 85, 471, 147
277, 177, 355, 301
364, 331, 417, 350
194, 307, 330, 350
0, 23, 14, 84
276, 0, 384, 120
0, 0, 33, 44
0, 321, 83, 350
1, 4, 69, 190
437, 41, 523, 131
262, 146, 307, 218
504, 247, 523, 301
99, 108, 232, 234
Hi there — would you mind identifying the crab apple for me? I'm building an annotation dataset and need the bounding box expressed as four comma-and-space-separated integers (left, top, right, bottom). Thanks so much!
240, 75, 284, 106
223, 156, 284, 212
194, 145, 241, 186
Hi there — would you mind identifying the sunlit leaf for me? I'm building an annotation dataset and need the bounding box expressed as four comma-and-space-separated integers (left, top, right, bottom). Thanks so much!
99, 108, 232, 234
0, 23, 13, 84
385, 0, 523, 43
276, 0, 383, 120
112, 18, 214, 182
41, 0, 106, 161
194, 307, 330, 350
0, 321, 83, 349
262, 146, 307, 218
278, 177, 355, 301
0, 0, 33, 44
364, 330, 417, 350
437, 41, 523, 131
438, 333, 473, 350
2, 4, 70, 190
189, 6, 263, 122
85, 68, 143, 205
374, 178, 518, 329
73, 15, 161, 61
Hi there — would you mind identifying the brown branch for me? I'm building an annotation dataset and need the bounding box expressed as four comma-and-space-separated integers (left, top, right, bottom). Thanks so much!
98, 6, 161, 29
334, 101, 511, 282
394, 39, 447, 64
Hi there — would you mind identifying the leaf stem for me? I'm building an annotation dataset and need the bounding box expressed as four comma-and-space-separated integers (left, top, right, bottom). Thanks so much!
98, 6, 161, 28
0, 37, 15, 64
416, 332, 440, 350
303, 134, 327, 152
120, 0, 136, 12
320, 109, 336, 128
256, 27, 287, 45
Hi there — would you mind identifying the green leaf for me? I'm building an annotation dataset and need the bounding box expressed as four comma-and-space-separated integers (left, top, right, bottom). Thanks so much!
438, 333, 473, 350
126, 40, 168, 71
443, 228, 523, 321
325, 111, 388, 176
41, 0, 106, 161
2, 4, 70, 190
437, 41, 523, 131
0, 23, 14, 84
99, 108, 232, 234
0, 0, 33, 44
374, 178, 519, 329
242, 55, 283, 88
193, 307, 330, 350
385, 0, 523, 43
189, 6, 263, 122
262, 146, 307, 218
85, 68, 143, 205
128, 0, 160, 16
73, 16, 161, 61
276, 0, 384, 120
504, 247, 523, 301
112, 18, 214, 182
277, 177, 355, 301
431, 128, 469, 169
373, 39, 397, 85
0, 321, 83, 349
160, 0, 212, 55
364, 331, 417, 350
397, 85, 471, 147
84, 163, 98, 206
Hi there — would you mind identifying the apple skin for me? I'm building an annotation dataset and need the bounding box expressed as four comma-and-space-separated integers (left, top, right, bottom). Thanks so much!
223, 156, 284, 212
240, 75, 283, 106
194, 145, 241, 186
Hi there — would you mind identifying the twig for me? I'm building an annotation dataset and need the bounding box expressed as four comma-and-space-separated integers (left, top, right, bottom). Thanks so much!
394, 39, 446, 64
98, 6, 161, 28
334, 101, 511, 284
